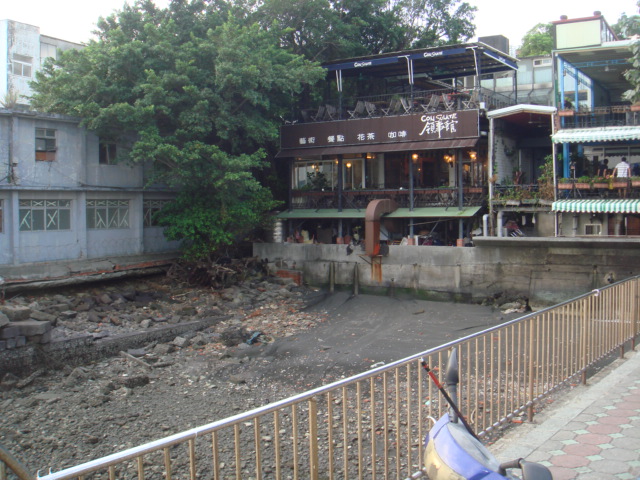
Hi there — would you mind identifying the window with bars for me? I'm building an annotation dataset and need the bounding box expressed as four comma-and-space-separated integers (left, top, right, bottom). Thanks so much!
143, 200, 170, 227
12, 54, 32, 77
86, 200, 130, 229
36, 128, 57, 162
19, 200, 71, 231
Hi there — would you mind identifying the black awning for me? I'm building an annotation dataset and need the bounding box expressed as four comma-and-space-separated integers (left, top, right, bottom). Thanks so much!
276, 138, 478, 158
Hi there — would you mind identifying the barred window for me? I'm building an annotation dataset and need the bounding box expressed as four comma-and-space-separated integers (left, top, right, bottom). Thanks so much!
12, 54, 32, 77
36, 128, 57, 162
19, 200, 71, 231
86, 200, 129, 229
143, 200, 170, 227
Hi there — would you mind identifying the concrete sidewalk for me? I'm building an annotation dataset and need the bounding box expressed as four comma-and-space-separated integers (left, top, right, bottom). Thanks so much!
491, 350, 640, 479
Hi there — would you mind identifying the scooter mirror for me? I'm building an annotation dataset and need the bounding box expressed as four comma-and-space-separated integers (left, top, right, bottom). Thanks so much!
445, 348, 459, 386
520, 460, 553, 480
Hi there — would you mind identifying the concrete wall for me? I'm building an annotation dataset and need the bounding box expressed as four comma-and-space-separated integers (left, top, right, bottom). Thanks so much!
0, 111, 178, 265
254, 237, 640, 305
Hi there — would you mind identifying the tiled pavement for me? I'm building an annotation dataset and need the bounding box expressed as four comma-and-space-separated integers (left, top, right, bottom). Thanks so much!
492, 350, 640, 479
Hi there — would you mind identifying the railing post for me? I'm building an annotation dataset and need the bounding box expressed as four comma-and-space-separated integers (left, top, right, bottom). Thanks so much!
620, 284, 626, 359
581, 297, 588, 385
308, 398, 319, 480
527, 319, 535, 422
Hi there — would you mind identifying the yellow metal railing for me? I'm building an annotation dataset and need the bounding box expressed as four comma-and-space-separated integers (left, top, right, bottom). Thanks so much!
3, 278, 638, 480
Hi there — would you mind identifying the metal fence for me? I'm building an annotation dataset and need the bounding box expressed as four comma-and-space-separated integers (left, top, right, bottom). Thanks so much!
3, 277, 639, 480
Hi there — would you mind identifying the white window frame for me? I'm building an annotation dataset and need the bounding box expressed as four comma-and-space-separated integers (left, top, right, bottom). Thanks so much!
143, 199, 170, 227
86, 199, 130, 229
36, 128, 57, 162
11, 54, 33, 77
19, 200, 71, 231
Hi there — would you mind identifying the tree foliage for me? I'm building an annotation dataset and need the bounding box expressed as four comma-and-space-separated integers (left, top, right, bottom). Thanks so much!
518, 23, 553, 57
30, 0, 477, 258
612, 12, 640, 39
622, 2, 640, 103
31, 0, 324, 259
249, 0, 476, 61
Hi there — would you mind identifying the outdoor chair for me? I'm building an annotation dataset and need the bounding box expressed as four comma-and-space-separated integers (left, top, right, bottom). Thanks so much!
381, 98, 402, 116
441, 93, 455, 111
462, 90, 479, 109
325, 104, 338, 120
310, 105, 326, 121
400, 97, 413, 114
365, 101, 377, 117
347, 101, 365, 118
421, 94, 441, 113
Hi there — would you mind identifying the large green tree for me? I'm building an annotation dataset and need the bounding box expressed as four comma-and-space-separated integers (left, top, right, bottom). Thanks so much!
250, 0, 476, 62
31, 0, 324, 259
623, 2, 640, 103
518, 23, 553, 57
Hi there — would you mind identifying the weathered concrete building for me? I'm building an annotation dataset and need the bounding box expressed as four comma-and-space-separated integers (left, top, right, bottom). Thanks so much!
0, 109, 178, 268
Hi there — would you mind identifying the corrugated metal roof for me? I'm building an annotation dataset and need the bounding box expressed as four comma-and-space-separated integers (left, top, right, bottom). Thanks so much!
552, 199, 640, 213
276, 206, 482, 219
552, 127, 640, 143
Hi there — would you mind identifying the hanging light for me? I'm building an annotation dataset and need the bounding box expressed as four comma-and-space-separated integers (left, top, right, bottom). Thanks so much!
412, 153, 419, 162
469, 150, 477, 161
346, 161, 352, 168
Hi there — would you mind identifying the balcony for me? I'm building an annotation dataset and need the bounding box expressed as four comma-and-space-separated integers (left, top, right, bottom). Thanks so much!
293, 87, 515, 124
292, 187, 486, 210
556, 105, 640, 129
556, 177, 640, 199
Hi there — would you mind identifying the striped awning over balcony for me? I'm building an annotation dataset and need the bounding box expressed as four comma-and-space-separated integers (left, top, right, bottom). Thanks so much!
552, 126, 640, 143
552, 199, 640, 213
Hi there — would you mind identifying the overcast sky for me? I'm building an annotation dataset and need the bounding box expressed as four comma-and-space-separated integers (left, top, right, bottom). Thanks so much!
2, 0, 638, 48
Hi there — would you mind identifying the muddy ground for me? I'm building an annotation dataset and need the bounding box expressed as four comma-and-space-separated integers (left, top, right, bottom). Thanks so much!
0, 272, 527, 476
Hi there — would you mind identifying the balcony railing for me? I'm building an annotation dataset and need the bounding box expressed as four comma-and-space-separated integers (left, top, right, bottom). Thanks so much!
294, 87, 514, 124
557, 178, 640, 199
292, 187, 486, 209
557, 105, 640, 128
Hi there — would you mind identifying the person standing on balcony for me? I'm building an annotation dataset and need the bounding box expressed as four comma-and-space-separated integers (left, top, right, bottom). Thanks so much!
598, 158, 610, 177
613, 157, 631, 178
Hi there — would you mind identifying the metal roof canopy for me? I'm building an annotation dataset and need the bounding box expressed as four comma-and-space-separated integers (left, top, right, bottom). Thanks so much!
277, 206, 481, 219
552, 199, 640, 214
552, 126, 640, 144
555, 39, 634, 102
322, 42, 518, 88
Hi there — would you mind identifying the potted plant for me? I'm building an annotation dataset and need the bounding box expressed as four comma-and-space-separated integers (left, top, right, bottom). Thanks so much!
591, 176, 609, 189
575, 176, 591, 189
557, 178, 573, 189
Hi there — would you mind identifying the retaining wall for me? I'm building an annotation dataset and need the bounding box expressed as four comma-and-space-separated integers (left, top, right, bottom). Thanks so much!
254, 237, 640, 305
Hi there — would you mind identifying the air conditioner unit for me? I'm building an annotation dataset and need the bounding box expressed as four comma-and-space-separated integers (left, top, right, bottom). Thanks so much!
585, 224, 601, 235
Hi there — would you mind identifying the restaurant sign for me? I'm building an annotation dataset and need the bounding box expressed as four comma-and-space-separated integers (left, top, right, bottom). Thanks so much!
280, 110, 479, 151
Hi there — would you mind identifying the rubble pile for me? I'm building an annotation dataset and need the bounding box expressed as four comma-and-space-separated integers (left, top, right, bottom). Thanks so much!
0, 268, 329, 475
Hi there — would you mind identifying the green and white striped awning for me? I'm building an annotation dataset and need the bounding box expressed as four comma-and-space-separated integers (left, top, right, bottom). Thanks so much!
552, 199, 640, 213
552, 126, 640, 143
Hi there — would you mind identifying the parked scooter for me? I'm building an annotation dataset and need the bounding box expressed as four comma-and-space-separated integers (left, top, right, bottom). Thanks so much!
408, 348, 552, 480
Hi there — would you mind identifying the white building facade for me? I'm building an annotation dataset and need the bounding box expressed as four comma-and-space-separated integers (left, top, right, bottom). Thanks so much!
0, 19, 82, 106
0, 109, 179, 266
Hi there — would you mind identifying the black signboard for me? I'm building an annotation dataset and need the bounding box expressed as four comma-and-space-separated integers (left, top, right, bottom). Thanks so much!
280, 110, 479, 151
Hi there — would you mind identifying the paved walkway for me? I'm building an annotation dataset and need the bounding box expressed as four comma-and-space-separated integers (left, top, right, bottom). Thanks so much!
492, 350, 640, 479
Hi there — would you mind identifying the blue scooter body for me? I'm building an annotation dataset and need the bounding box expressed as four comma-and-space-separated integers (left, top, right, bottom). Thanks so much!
424, 413, 513, 480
